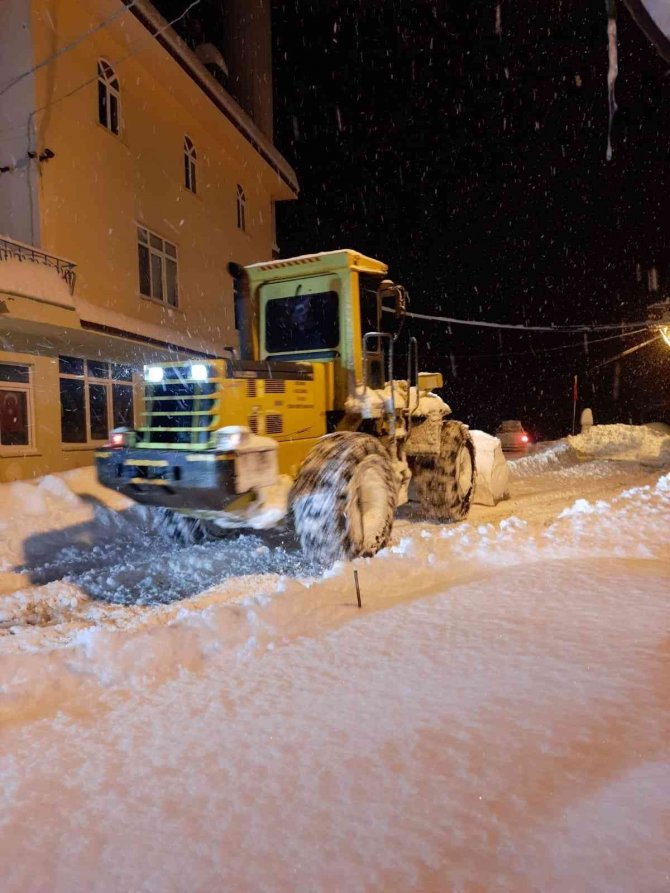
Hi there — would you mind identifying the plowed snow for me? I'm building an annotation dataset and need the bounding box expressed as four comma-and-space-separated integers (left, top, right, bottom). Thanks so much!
1, 428, 669, 892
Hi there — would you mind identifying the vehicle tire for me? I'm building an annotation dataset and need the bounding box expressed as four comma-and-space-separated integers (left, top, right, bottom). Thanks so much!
291, 432, 396, 564
200, 520, 237, 540
413, 420, 475, 522
155, 508, 210, 545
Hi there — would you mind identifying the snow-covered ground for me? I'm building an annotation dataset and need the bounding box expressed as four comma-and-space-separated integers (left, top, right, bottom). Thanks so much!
1, 425, 669, 892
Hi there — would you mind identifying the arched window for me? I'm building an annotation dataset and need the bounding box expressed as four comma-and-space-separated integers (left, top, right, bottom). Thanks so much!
236, 184, 246, 231
97, 59, 120, 135
184, 136, 197, 193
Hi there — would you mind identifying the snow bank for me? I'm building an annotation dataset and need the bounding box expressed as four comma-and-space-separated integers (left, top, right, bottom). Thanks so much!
0, 467, 139, 597
1, 445, 669, 889
1, 428, 668, 655
508, 440, 576, 478
1, 501, 670, 891
470, 429, 509, 505
568, 423, 670, 466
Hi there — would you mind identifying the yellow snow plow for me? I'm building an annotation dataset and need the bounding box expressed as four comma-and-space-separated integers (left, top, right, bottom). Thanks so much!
96, 249, 481, 562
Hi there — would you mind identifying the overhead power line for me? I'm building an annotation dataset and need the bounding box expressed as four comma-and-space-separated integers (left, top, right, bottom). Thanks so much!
0, 0, 201, 142
0, 1, 139, 99
383, 305, 653, 333
447, 327, 650, 360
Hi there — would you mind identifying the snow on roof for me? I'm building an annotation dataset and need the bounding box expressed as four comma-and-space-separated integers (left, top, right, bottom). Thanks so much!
246, 249, 388, 277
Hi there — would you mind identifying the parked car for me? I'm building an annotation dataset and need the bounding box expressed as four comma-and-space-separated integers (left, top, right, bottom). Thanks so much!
495, 420, 531, 453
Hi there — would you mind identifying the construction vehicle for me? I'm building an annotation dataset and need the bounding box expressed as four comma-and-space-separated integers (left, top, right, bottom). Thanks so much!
96, 249, 477, 563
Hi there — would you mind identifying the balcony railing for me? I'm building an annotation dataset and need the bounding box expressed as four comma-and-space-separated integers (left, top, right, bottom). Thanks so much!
0, 235, 76, 295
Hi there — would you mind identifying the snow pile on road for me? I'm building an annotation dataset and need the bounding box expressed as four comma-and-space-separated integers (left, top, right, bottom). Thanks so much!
568, 422, 670, 466
0, 466, 147, 599
470, 429, 509, 504
507, 440, 586, 479
510, 423, 670, 479
1, 459, 669, 890
0, 467, 133, 563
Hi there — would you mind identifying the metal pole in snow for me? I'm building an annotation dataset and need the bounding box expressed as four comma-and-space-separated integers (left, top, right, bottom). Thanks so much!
353, 570, 362, 608
572, 374, 578, 435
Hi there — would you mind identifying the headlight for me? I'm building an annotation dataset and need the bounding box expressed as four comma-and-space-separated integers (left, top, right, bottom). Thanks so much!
107, 427, 136, 449
144, 365, 164, 383
216, 425, 250, 451
190, 363, 208, 381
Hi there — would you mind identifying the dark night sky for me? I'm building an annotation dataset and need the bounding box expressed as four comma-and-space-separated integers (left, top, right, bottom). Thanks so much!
271, 0, 670, 437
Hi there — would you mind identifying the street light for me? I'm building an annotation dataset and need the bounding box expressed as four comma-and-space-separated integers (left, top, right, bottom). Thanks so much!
648, 300, 670, 349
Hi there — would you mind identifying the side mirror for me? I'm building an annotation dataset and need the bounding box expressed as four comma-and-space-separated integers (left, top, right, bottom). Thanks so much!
377, 279, 408, 319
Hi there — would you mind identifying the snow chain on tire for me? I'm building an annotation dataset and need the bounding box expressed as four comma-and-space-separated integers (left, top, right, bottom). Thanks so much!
413, 420, 475, 522
291, 432, 397, 564
154, 508, 210, 545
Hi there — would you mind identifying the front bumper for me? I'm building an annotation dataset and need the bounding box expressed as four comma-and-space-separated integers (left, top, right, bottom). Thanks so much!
95, 447, 237, 510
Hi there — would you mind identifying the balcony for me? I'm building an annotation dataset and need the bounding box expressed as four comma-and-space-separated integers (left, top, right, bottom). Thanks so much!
0, 235, 76, 308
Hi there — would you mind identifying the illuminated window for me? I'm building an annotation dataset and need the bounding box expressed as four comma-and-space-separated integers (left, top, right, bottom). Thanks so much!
184, 136, 197, 193
97, 59, 120, 135
137, 225, 179, 307
0, 364, 33, 450
236, 184, 246, 231
59, 357, 133, 444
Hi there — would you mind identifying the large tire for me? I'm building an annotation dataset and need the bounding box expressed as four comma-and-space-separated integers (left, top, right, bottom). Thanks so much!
413, 420, 475, 522
291, 432, 396, 564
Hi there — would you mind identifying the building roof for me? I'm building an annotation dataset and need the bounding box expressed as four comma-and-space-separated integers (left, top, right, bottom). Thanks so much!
130, 1, 299, 197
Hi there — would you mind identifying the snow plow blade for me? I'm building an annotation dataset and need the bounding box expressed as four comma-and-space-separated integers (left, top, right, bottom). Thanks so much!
95, 447, 239, 511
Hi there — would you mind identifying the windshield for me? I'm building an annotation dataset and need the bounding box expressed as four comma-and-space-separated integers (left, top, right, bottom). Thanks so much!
265, 291, 339, 353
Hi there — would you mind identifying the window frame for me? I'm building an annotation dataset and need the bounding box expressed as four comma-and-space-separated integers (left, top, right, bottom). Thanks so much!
236, 184, 246, 231
59, 358, 134, 448
0, 363, 35, 454
184, 136, 197, 194
136, 225, 180, 308
97, 58, 120, 135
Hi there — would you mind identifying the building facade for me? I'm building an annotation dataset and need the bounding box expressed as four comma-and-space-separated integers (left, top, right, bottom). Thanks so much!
0, 0, 298, 482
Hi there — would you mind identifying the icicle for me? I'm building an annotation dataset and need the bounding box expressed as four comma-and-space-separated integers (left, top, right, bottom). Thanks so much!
605, 2, 618, 161
495, 3, 502, 37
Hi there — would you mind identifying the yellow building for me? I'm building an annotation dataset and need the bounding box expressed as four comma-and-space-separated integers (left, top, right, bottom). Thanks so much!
0, 0, 298, 482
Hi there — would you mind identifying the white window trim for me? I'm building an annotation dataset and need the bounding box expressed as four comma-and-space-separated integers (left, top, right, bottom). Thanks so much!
236, 184, 246, 231
0, 364, 36, 455
137, 224, 180, 308
97, 58, 120, 135
184, 136, 197, 194
59, 361, 133, 447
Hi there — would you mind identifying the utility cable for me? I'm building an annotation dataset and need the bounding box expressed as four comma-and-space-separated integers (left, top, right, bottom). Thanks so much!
0, 0, 201, 142
443, 327, 650, 360
383, 305, 653, 333
0, 1, 139, 99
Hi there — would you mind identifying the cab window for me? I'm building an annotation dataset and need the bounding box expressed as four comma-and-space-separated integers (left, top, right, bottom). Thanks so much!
265, 291, 339, 353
